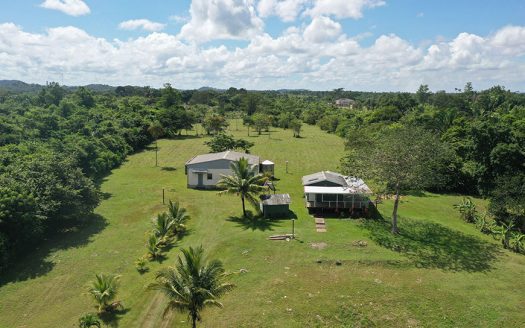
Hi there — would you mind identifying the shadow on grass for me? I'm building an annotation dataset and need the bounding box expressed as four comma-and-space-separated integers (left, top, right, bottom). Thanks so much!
226, 211, 280, 232
361, 217, 501, 272
0, 213, 108, 286
161, 166, 177, 171
99, 307, 130, 328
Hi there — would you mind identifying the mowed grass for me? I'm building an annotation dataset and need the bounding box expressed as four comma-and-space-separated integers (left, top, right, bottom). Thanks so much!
1, 121, 525, 327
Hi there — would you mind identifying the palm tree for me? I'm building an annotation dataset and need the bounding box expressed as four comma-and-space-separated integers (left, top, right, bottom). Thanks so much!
217, 158, 266, 217
147, 246, 234, 328
148, 121, 164, 167
146, 233, 163, 260
78, 313, 101, 328
152, 212, 176, 245
167, 200, 190, 235
87, 274, 120, 313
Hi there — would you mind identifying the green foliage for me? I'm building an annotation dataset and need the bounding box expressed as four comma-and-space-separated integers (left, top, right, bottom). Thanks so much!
159, 83, 182, 108
157, 106, 194, 135
202, 112, 228, 135
252, 112, 271, 134
78, 313, 101, 328
37, 82, 66, 107
453, 197, 477, 223
87, 274, 120, 313
166, 200, 190, 236
217, 158, 267, 217
343, 125, 448, 233
489, 174, 525, 231
147, 246, 234, 328
135, 256, 149, 274
151, 212, 176, 247
146, 233, 163, 260
289, 119, 302, 137
204, 133, 254, 153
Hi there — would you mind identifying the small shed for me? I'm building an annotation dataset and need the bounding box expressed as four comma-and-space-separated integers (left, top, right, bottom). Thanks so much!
260, 194, 291, 218
261, 160, 275, 176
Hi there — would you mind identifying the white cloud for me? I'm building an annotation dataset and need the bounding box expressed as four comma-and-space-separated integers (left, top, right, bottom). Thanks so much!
303, 16, 342, 43
119, 19, 166, 32
257, 0, 307, 22
179, 0, 264, 42
305, 0, 385, 19
169, 15, 190, 24
0, 22, 524, 91
40, 0, 90, 16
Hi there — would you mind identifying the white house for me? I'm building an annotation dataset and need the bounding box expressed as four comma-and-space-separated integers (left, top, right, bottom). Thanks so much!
185, 150, 261, 189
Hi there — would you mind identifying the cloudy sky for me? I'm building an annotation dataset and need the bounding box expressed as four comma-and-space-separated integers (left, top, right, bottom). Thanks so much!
0, 0, 524, 91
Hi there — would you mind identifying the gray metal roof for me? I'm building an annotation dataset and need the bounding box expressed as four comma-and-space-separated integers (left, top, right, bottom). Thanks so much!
260, 193, 291, 206
302, 171, 347, 186
186, 150, 260, 165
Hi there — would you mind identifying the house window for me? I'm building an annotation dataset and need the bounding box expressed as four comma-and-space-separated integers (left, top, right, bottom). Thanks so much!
207, 173, 213, 180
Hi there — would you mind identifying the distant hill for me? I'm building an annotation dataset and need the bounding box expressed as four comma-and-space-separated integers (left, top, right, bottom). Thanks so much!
0, 80, 116, 94
0, 80, 43, 93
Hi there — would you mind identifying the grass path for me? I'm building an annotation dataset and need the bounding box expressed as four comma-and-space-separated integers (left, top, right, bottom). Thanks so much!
1, 122, 524, 327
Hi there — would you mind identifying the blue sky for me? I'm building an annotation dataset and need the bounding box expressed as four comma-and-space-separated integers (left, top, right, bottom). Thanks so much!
0, 0, 524, 91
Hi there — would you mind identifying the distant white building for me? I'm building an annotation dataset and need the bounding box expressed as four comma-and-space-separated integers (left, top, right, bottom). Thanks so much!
335, 98, 357, 108
185, 151, 261, 189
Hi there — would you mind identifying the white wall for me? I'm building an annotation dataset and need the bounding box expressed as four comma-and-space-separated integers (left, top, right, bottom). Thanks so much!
187, 164, 259, 188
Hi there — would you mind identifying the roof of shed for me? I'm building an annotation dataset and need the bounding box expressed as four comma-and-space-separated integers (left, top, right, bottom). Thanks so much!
302, 171, 347, 186
260, 193, 291, 205
186, 150, 260, 165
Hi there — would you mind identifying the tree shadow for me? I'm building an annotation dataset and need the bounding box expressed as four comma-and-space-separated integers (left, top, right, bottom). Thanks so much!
98, 307, 130, 328
226, 211, 280, 232
0, 213, 108, 286
361, 217, 501, 272
161, 166, 177, 171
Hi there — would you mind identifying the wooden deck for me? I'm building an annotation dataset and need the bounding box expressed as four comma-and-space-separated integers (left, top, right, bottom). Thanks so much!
314, 217, 326, 232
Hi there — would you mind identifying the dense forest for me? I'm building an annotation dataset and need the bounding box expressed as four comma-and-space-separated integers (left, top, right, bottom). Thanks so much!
0, 82, 524, 271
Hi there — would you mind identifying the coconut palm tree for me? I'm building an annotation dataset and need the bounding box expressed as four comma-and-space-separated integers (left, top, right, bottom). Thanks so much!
78, 313, 101, 328
167, 200, 190, 235
152, 212, 176, 245
147, 246, 234, 328
87, 274, 120, 313
146, 233, 163, 260
217, 158, 266, 217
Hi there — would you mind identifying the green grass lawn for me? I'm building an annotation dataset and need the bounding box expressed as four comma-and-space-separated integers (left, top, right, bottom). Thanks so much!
1, 122, 524, 327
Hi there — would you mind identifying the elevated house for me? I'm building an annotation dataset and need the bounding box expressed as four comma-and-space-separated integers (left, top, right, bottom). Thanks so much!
302, 171, 372, 214
185, 151, 261, 189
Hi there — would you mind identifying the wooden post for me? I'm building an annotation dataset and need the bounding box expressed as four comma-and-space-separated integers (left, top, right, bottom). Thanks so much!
162, 188, 165, 205
286, 161, 289, 173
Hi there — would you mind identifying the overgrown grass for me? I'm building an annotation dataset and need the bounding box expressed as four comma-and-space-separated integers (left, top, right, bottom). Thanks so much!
1, 121, 524, 327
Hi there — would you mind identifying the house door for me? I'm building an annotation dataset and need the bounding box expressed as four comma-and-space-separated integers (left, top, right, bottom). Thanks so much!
197, 173, 204, 187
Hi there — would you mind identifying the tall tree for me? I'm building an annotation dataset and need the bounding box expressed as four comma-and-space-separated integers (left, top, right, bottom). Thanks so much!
342, 125, 447, 233
147, 246, 234, 328
147, 121, 164, 166
290, 119, 302, 137
217, 158, 266, 217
